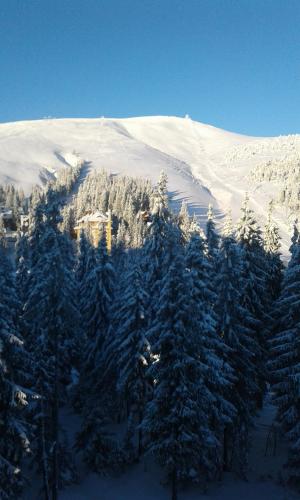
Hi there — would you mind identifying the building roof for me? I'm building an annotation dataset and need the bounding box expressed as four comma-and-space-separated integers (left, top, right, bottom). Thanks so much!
76, 210, 109, 224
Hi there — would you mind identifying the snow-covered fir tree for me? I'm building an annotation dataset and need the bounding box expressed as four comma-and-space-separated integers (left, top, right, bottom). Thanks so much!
75, 230, 90, 283
78, 236, 97, 310
60, 204, 76, 235
23, 194, 79, 498
142, 230, 231, 499
114, 262, 150, 458
0, 238, 33, 499
235, 194, 268, 318
78, 233, 115, 424
76, 409, 126, 475
289, 220, 300, 258
269, 237, 300, 485
236, 193, 269, 408
263, 202, 282, 301
15, 234, 31, 306
142, 171, 173, 323
215, 229, 259, 475
206, 204, 220, 265
186, 217, 216, 316
178, 200, 191, 243
154, 170, 169, 215
221, 210, 234, 238
186, 220, 236, 473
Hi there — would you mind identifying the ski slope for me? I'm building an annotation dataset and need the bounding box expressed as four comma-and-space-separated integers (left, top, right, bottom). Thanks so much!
0, 115, 299, 254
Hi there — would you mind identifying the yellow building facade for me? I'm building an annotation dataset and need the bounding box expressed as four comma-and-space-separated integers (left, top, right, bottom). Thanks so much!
74, 210, 112, 253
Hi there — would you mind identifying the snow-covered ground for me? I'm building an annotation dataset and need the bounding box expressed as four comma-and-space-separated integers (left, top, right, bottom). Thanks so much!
61, 395, 296, 500
24, 396, 298, 500
0, 115, 299, 254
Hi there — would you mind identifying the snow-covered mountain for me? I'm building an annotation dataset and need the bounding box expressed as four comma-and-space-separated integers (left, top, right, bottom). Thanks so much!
0, 115, 299, 254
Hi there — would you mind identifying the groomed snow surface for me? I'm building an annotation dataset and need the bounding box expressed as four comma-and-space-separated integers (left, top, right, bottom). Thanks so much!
1, 115, 299, 254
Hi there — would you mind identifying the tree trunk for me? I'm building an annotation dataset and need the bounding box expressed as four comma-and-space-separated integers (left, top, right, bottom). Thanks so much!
138, 408, 143, 459
40, 388, 51, 500
52, 335, 59, 500
117, 411, 121, 424
256, 390, 263, 410
223, 426, 230, 472
137, 378, 145, 459
171, 467, 178, 500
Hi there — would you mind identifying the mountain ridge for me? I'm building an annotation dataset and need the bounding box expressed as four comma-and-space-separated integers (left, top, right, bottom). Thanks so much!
0, 115, 299, 254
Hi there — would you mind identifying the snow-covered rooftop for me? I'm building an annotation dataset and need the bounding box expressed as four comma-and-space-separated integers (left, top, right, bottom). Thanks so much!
76, 210, 108, 224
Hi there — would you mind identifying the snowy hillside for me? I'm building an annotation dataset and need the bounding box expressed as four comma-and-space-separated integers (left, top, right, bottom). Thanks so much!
0, 115, 299, 253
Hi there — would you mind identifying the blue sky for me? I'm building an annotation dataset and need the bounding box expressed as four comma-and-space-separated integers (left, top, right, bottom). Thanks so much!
0, 0, 299, 136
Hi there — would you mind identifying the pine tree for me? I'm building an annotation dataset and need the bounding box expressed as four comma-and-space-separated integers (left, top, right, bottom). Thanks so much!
79, 238, 97, 308
235, 194, 267, 317
0, 239, 32, 499
235, 194, 268, 407
215, 232, 259, 474
79, 234, 115, 416
26, 194, 47, 295
75, 409, 126, 475
178, 201, 190, 243
206, 204, 220, 265
81, 233, 115, 365
263, 202, 282, 301
58, 230, 82, 384
221, 210, 234, 238
154, 170, 169, 216
289, 220, 300, 258
143, 172, 173, 322
23, 198, 78, 498
113, 262, 150, 458
143, 234, 229, 499
15, 234, 30, 307
186, 219, 216, 316
76, 230, 89, 276
186, 222, 235, 474
60, 205, 75, 235
269, 239, 300, 485
75, 230, 92, 347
